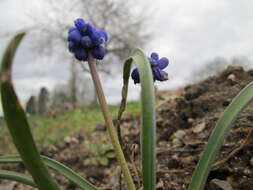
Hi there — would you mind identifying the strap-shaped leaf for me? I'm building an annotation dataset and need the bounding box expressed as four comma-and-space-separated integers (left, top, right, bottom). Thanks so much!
0, 33, 61, 190
188, 81, 253, 190
0, 170, 37, 188
120, 48, 156, 190
0, 155, 99, 190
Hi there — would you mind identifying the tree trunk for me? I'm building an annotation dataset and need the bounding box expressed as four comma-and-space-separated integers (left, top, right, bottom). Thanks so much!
69, 61, 77, 108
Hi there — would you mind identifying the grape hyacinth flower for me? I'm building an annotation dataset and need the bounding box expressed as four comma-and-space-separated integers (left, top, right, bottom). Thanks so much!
131, 52, 169, 84
67, 19, 136, 190
68, 18, 108, 61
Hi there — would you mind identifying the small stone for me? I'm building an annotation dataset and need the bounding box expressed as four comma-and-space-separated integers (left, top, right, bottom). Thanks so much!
48, 145, 58, 152
173, 130, 186, 139
250, 158, 253, 166
158, 141, 167, 146
227, 74, 236, 81
172, 154, 179, 160
70, 137, 79, 144
193, 122, 206, 133
181, 156, 194, 164
172, 138, 183, 147
64, 136, 72, 143
243, 168, 251, 176
188, 118, 194, 124
209, 179, 233, 190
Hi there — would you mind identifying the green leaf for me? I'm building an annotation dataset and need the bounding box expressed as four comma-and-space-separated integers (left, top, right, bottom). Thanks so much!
121, 48, 156, 190
188, 81, 253, 190
0, 33, 61, 190
105, 152, 116, 158
0, 155, 99, 190
99, 157, 109, 166
0, 170, 37, 188
83, 158, 98, 166
100, 144, 113, 155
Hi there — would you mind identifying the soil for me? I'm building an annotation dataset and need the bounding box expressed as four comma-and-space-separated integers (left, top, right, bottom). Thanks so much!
2, 66, 253, 190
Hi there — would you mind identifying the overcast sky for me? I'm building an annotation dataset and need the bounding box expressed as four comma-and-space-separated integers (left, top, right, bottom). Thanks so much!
1, 0, 253, 106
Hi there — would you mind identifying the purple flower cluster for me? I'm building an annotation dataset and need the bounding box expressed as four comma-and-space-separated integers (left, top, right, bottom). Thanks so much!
131, 52, 169, 84
68, 18, 108, 61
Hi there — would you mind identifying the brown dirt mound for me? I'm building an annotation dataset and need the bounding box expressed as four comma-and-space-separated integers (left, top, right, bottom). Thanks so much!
3, 66, 253, 190
153, 66, 253, 190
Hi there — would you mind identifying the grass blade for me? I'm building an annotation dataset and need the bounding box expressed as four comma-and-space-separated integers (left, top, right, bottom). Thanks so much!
188, 81, 253, 190
121, 48, 156, 190
0, 155, 99, 190
0, 33, 61, 190
0, 170, 37, 188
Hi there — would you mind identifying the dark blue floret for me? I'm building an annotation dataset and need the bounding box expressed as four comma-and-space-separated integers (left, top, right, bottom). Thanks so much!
86, 23, 96, 36
151, 52, 159, 61
68, 28, 82, 44
74, 48, 88, 61
90, 29, 106, 46
131, 68, 140, 84
92, 45, 106, 60
158, 57, 169, 69
131, 52, 169, 84
100, 29, 109, 41
81, 36, 92, 47
148, 57, 158, 67
68, 27, 76, 34
68, 41, 76, 52
68, 18, 109, 61
74, 18, 88, 34
152, 67, 164, 81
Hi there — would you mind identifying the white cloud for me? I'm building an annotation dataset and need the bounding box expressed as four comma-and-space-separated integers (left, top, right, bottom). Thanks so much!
1, 0, 253, 104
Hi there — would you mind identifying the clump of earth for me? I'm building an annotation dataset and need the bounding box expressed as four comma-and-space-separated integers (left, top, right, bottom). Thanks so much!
2, 66, 253, 190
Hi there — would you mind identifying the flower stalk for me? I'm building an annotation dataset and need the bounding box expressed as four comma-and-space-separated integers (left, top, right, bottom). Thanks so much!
87, 53, 136, 190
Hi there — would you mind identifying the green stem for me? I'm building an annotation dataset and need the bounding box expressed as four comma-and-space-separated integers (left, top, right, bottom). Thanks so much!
87, 54, 136, 190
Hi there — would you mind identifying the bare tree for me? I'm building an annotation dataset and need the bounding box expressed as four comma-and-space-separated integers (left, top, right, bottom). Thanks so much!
192, 56, 253, 82
26, 0, 151, 105
28, 0, 150, 59
51, 84, 71, 110
69, 60, 78, 106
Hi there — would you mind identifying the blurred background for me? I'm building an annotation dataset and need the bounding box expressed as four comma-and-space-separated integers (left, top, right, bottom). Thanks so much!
1, 1, 253, 189
0, 0, 253, 114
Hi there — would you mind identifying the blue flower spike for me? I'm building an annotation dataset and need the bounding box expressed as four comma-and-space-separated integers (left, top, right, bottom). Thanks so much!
68, 18, 108, 61
131, 52, 169, 84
